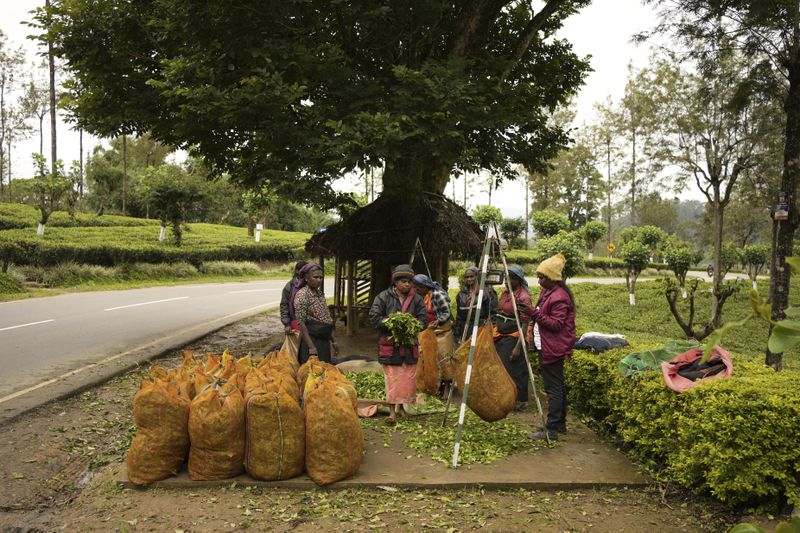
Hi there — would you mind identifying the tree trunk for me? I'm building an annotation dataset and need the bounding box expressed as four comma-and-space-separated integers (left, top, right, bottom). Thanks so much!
631, 129, 637, 224
79, 129, 84, 197
766, 52, 800, 371
711, 191, 724, 327
247, 215, 255, 237
122, 135, 128, 215
47, 0, 57, 173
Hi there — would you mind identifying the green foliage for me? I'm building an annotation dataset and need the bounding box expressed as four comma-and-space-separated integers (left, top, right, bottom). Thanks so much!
0, 224, 308, 267
741, 243, 770, 282
567, 350, 800, 509
144, 164, 206, 245
198, 261, 262, 276
532, 230, 585, 279
619, 240, 651, 277
44, 1, 592, 206
721, 241, 742, 275
664, 242, 697, 286
384, 312, 425, 346
30, 154, 71, 227
580, 220, 607, 250
499, 217, 526, 248
345, 371, 385, 401
0, 272, 24, 294
471, 205, 502, 229
531, 210, 570, 238
0, 203, 160, 230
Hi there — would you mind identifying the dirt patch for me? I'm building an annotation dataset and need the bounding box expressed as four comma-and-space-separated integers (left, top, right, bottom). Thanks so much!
0, 313, 786, 532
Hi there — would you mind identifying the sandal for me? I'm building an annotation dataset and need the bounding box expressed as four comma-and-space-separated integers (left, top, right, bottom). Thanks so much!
385, 416, 397, 425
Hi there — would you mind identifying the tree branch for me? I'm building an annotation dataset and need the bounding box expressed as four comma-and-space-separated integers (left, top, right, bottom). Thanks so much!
495, 0, 570, 89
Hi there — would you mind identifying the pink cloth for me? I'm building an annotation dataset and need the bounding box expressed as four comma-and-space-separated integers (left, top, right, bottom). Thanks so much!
382, 363, 417, 404
660, 347, 733, 393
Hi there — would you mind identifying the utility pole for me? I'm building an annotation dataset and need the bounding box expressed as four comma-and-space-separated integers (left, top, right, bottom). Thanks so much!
524, 171, 529, 249
606, 133, 612, 253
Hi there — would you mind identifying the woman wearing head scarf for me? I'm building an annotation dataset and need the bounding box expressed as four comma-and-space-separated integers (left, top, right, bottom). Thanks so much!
411, 274, 451, 327
454, 266, 498, 342
293, 263, 338, 364
528, 254, 576, 441
280, 260, 308, 333
368, 264, 428, 424
494, 264, 534, 410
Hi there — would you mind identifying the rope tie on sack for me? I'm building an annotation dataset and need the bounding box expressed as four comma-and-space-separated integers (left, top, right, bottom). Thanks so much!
275, 394, 285, 479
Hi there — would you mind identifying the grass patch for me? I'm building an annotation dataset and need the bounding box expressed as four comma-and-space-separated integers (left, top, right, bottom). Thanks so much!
0, 203, 160, 229
0, 271, 24, 293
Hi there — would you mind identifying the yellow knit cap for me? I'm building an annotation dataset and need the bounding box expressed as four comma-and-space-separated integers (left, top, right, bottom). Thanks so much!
536, 253, 566, 281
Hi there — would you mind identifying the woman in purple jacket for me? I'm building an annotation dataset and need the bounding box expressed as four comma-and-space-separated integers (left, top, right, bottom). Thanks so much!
528, 254, 576, 441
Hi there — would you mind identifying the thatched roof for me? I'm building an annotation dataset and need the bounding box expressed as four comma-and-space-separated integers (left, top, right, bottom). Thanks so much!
306, 192, 482, 262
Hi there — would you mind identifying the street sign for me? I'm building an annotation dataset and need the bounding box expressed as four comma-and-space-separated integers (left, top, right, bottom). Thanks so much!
607, 242, 616, 253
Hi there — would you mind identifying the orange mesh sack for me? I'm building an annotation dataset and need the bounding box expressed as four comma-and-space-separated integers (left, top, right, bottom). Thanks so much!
297, 356, 336, 389
435, 322, 456, 381
416, 327, 440, 395
244, 387, 305, 480
126, 379, 190, 485
188, 381, 246, 480
452, 325, 516, 422
280, 332, 300, 360
305, 378, 363, 486
247, 367, 301, 402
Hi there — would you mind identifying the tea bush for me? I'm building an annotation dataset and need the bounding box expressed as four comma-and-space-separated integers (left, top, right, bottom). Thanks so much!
566, 350, 800, 509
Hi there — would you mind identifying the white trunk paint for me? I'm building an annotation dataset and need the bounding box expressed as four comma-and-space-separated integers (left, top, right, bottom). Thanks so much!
752, 280, 758, 290
158, 226, 166, 242
629, 292, 636, 306
255, 229, 261, 242
682, 288, 687, 299
37, 223, 45, 235
588, 252, 594, 260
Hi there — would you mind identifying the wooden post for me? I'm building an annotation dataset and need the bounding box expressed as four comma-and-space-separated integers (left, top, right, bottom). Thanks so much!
333, 256, 342, 311
347, 259, 356, 337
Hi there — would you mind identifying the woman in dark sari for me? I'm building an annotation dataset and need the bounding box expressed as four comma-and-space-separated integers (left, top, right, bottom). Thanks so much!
494, 265, 533, 410
293, 264, 338, 364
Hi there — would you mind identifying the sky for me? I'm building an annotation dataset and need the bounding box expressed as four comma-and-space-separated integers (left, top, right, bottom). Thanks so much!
1, 0, 661, 218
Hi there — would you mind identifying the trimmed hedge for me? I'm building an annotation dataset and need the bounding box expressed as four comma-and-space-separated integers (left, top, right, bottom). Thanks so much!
0, 203, 160, 230
0, 224, 309, 267
566, 350, 800, 510
503, 249, 667, 272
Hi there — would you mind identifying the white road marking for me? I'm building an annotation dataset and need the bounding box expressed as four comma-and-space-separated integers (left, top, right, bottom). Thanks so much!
0, 319, 55, 332
0, 301, 279, 405
104, 296, 189, 312
228, 288, 282, 294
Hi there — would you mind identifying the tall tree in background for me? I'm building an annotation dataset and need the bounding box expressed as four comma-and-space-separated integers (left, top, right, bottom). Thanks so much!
42, 0, 592, 210
643, 0, 799, 370
44, 0, 58, 173
664, 43, 760, 328
20, 70, 50, 156
0, 30, 24, 200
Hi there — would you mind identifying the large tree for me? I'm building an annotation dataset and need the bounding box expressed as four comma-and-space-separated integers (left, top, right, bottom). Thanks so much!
643, 0, 800, 370
40, 0, 591, 209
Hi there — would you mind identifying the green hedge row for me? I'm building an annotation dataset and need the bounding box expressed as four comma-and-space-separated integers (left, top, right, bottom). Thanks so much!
0, 272, 23, 293
503, 249, 668, 271
0, 203, 160, 230
0, 225, 309, 267
566, 350, 800, 510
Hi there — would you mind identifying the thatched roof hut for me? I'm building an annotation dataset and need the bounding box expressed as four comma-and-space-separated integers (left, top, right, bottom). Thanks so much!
306, 192, 482, 335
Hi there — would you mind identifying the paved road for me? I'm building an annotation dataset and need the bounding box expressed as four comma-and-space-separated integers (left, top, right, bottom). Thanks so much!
0, 280, 287, 422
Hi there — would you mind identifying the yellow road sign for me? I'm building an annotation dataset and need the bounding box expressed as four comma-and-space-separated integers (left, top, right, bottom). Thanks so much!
607, 242, 616, 253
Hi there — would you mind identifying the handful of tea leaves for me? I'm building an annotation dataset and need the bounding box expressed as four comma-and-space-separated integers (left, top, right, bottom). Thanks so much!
384, 312, 424, 346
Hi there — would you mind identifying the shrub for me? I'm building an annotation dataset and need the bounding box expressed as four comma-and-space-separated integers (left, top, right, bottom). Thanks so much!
472, 205, 502, 229
41, 262, 117, 286
118, 262, 199, 280
199, 261, 263, 276
580, 220, 607, 257
566, 351, 800, 510
532, 230, 585, 279
0, 272, 24, 294
531, 210, 570, 238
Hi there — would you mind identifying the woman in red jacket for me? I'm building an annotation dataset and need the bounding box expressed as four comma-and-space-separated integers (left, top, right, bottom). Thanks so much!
528, 254, 576, 441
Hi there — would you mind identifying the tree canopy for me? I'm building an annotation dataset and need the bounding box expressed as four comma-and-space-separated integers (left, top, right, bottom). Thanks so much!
41, 0, 591, 208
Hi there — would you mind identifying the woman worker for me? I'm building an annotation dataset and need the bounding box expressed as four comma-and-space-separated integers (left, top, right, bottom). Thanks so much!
368, 264, 428, 424
453, 266, 498, 342
293, 263, 338, 364
528, 254, 576, 441
411, 274, 452, 327
494, 264, 534, 411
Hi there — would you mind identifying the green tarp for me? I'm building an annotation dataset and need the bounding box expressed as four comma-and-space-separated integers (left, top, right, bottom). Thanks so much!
618, 340, 700, 378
